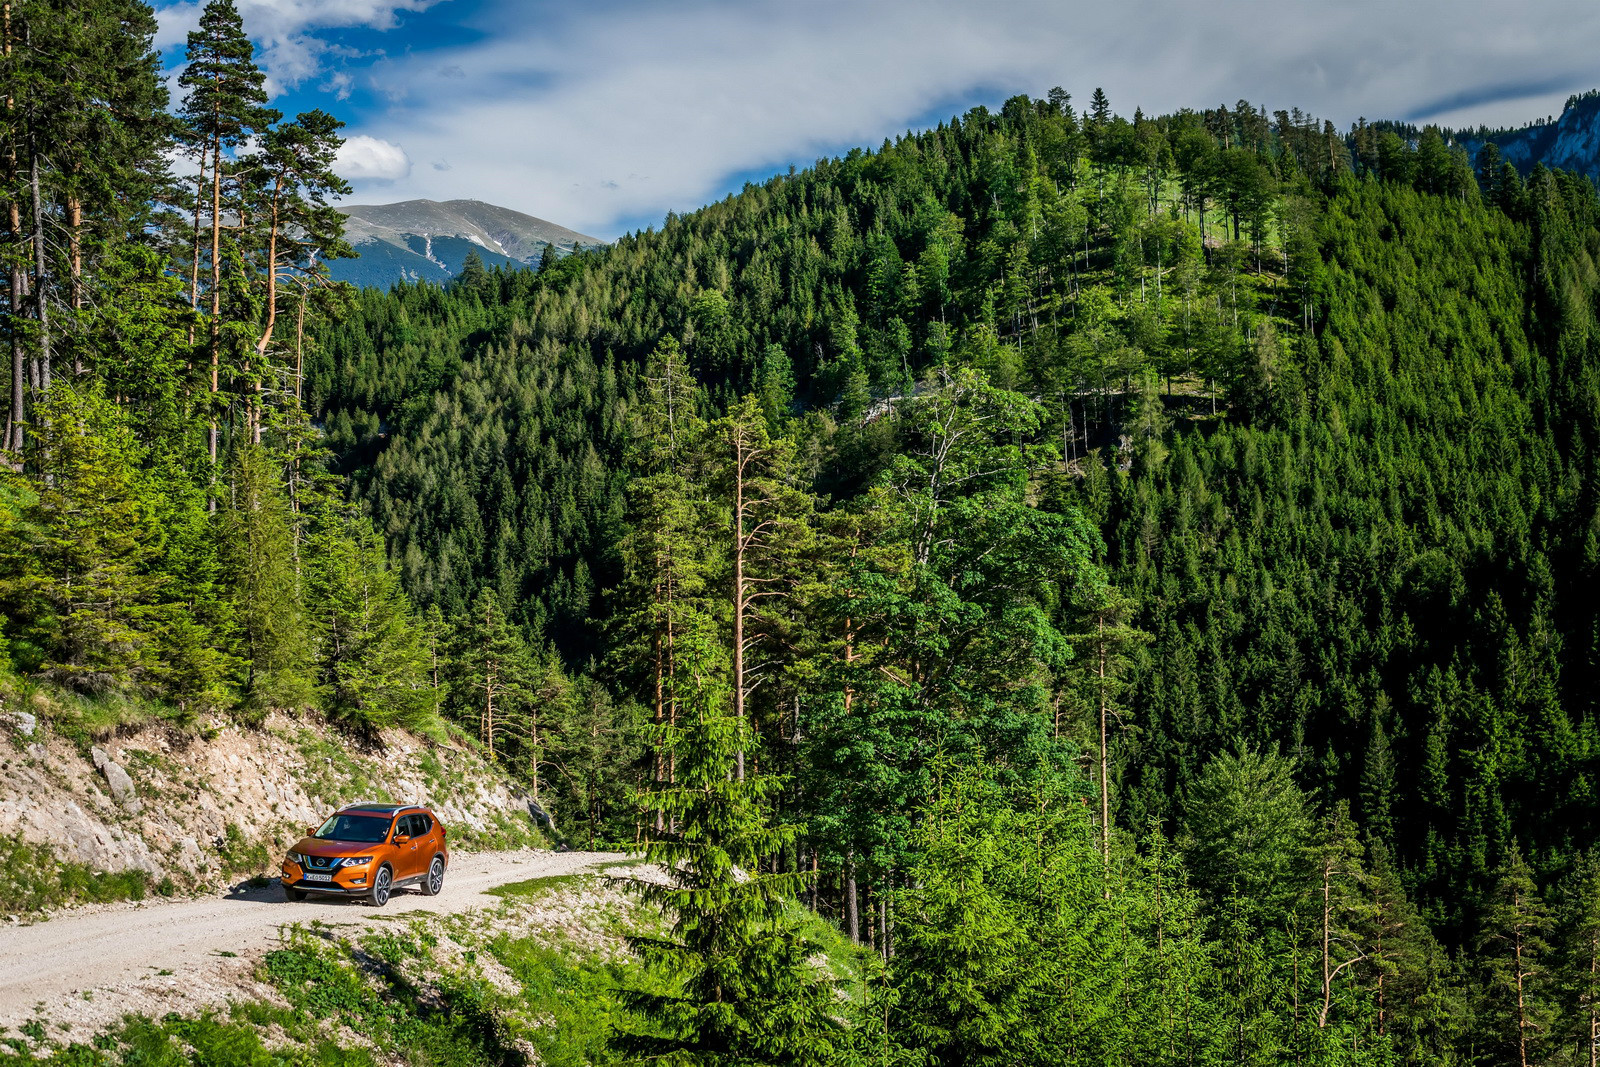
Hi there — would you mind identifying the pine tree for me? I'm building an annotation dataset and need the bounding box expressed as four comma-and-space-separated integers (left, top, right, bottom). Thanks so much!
219, 444, 311, 712
1, 384, 166, 691
1559, 853, 1600, 1067
710, 394, 817, 780
448, 588, 531, 761
614, 628, 843, 1065
306, 514, 431, 730
1480, 845, 1553, 1067
1305, 802, 1373, 1029
178, 0, 273, 463
1069, 582, 1147, 861
243, 108, 352, 442
1182, 747, 1310, 930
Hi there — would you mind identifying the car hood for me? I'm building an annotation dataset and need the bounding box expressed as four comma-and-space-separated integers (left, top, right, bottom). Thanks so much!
293, 837, 382, 857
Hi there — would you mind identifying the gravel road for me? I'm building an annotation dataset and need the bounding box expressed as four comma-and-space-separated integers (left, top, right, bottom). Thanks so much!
0, 849, 624, 1035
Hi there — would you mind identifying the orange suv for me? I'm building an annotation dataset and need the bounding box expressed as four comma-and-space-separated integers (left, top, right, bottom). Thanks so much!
281, 804, 448, 906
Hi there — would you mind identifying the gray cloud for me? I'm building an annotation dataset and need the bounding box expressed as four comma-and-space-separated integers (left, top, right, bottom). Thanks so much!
324, 0, 1600, 236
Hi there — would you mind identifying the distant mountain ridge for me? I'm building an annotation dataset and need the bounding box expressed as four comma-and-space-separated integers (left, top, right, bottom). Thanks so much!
331, 199, 603, 289
1452, 91, 1600, 184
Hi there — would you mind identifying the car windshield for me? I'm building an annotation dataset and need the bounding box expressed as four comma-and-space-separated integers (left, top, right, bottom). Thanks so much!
313, 814, 391, 843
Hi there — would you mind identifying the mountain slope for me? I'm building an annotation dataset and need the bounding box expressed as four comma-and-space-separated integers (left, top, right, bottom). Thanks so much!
1456, 90, 1600, 181
332, 199, 603, 288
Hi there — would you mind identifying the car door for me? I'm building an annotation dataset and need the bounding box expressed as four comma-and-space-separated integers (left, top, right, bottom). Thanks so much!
413, 812, 440, 870
393, 814, 424, 880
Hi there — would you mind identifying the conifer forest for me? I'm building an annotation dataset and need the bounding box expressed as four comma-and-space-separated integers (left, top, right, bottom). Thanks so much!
11, 1, 1600, 1064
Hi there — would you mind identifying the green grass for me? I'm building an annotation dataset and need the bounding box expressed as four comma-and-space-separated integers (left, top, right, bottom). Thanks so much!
260, 927, 517, 1067
216, 824, 271, 878
483, 872, 588, 900
0, 834, 153, 917
0, 672, 200, 751
0, 1010, 374, 1067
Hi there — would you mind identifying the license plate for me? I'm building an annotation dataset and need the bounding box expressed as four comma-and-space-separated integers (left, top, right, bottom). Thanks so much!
303, 873, 333, 883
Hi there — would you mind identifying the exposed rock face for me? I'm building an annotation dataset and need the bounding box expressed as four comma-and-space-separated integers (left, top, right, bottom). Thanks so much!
0, 711, 35, 737
0, 712, 545, 891
1458, 94, 1600, 185
91, 746, 143, 814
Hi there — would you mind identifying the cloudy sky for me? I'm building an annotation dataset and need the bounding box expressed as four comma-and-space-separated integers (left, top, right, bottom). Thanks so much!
151, 0, 1600, 240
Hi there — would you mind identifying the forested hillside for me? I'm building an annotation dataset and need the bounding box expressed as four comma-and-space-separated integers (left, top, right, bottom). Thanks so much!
310, 89, 1600, 1063
7, 0, 1600, 1062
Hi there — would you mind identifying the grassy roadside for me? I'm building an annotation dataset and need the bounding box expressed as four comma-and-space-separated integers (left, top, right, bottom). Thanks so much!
0, 866, 873, 1067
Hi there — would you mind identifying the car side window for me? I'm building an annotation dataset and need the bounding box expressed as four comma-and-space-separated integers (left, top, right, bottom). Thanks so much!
389, 817, 405, 840
414, 813, 433, 835
397, 815, 416, 838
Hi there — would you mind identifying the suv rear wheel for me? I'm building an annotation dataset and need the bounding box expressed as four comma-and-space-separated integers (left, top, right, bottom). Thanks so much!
369, 865, 392, 907
420, 855, 445, 896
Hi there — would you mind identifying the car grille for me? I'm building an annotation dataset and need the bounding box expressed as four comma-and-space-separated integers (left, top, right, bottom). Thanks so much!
306, 855, 336, 870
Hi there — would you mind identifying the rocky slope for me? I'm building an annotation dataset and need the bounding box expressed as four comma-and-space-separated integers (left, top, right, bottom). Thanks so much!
332, 199, 602, 288
1456, 91, 1600, 182
0, 709, 548, 911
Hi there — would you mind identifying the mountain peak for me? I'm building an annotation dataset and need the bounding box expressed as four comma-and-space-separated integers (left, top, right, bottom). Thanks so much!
331, 199, 603, 288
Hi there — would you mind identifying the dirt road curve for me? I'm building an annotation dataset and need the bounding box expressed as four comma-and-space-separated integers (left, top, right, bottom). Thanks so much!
0, 850, 624, 1035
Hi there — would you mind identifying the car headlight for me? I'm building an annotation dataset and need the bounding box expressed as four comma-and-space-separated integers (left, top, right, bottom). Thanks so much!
285, 852, 304, 865
339, 856, 373, 868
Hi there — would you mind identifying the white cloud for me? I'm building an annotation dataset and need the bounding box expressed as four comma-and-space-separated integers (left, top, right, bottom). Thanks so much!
336, 135, 411, 181
158, 0, 1600, 237
156, 0, 446, 94
328, 0, 1600, 238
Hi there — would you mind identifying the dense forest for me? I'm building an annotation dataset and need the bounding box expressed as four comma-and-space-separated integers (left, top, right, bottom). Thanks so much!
7, 0, 1600, 1063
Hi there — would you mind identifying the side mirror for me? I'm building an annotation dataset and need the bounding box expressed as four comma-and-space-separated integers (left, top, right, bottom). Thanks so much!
306, 827, 318, 836
394, 832, 410, 844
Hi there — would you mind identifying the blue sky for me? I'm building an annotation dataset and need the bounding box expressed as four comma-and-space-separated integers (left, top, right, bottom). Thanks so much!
152, 0, 1600, 241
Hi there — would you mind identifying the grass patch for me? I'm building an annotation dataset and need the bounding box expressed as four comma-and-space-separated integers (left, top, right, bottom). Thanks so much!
261, 926, 516, 1067
217, 824, 271, 878
483, 872, 588, 900
0, 834, 152, 917
487, 931, 646, 1066
0, 1010, 374, 1067
12, 681, 199, 750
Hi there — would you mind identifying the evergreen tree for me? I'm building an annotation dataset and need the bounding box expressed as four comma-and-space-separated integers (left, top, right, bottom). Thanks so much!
615, 629, 844, 1065
0, 385, 165, 691
306, 514, 431, 730
219, 445, 310, 712
1479, 845, 1553, 1067
447, 588, 532, 761
177, 0, 273, 462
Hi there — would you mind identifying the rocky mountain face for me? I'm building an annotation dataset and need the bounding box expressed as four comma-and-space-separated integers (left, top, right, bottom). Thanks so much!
1459, 92, 1600, 183
331, 199, 603, 289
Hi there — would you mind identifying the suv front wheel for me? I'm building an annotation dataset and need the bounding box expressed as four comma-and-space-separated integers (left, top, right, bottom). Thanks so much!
369, 865, 393, 907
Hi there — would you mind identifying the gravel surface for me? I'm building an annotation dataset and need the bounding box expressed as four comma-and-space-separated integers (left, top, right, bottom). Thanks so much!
0, 849, 623, 1036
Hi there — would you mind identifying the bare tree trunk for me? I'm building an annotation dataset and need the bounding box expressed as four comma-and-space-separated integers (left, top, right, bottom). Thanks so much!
3, 1, 15, 457
1320, 859, 1333, 1027
879, 891, 891, 961
28, 137, 49, 400
208, 140, 223, 464
730, 423, 751, 780
845, 850, 859, 944
6, 260, 20, 457
294, 295, 304, 404
1516, 921, 1531, 1067
251, 188, 283, 445
1588, 932, 1597, 1067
